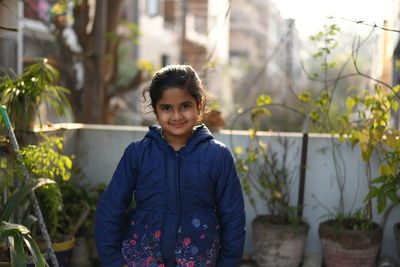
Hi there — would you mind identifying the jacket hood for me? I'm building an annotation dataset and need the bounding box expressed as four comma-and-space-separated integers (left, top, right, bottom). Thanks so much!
145, 124, 213, 154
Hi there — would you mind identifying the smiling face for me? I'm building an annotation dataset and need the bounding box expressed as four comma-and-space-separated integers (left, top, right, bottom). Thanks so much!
155, 87, 202, 150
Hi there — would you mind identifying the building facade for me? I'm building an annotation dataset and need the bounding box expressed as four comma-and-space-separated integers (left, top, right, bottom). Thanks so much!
375, 0, 400, 128
229, 0, 307, 130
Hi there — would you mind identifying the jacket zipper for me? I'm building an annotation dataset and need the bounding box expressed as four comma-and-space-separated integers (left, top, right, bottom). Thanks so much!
175, 151, 181, 216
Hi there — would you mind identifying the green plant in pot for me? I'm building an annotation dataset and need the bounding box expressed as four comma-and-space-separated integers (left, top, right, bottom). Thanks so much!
338, 84, 400, 259
0, 57, 71, 143
297, 24, 384, 267
16, 135, 82, 266
234, 100, 308, 267
0, 178, 55, 266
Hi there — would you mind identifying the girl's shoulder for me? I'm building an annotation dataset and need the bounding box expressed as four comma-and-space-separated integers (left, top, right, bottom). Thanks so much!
203, 138, 233, 158
123, 136, 151, 155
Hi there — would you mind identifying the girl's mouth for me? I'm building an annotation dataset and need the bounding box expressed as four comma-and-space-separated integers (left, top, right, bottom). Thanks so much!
171, 122, 186, 128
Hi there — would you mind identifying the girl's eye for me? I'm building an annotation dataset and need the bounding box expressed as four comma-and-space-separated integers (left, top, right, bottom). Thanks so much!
160, 105, 171, 111
182, 103, 192, 109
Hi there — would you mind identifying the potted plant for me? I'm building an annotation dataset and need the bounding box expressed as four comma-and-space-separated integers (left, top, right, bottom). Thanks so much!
337, 84, 400, 259
296, 24, 384, 267
18, 135, 79, 266
0, 178, 54, 266
0, 57, 71, 143
234, 99, 308, 267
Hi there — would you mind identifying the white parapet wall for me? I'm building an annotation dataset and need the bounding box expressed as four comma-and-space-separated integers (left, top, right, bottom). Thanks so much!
55, 123, 400, 262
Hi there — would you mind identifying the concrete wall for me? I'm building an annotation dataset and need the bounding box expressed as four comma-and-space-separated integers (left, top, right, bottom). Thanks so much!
59, 123, 400, 262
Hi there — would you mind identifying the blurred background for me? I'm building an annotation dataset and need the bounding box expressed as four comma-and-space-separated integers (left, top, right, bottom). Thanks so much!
0, 0, 398, 132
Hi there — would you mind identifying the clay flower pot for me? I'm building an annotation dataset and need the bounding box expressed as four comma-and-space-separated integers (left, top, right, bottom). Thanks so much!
252, 215, 309, 267
319, 219, 382, 267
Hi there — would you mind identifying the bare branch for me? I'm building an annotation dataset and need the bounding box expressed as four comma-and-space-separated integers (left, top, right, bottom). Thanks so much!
108, 70, 144, 98
0, 25, 18, 32
339, 17, 400, 33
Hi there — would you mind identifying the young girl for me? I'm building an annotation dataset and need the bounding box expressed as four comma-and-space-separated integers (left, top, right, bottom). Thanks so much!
95, 65, 246, 267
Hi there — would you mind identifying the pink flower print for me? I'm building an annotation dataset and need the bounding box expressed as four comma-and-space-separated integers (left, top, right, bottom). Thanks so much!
216, 224, 220, 230
133, 233, 139, 239
155, 230, 161, 239
131, 220, 135, 225
145, 224, 149, 229
200, 233, 205, 239
187, 261, 195, 267
146, 257, 155, 265
206, 260, 211, 264
129, 239, 137, 246
183, 237, 191, 246
157, 264, 165, 267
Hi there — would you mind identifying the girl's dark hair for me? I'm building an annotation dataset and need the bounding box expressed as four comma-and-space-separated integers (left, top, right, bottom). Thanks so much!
143, 65, 207, 113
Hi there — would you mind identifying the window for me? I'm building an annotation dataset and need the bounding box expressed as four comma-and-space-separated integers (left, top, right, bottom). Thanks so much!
147, 0, 160, 17
0, 38, 17, 75
164, 0, 176, 24
161, 54, 169, 67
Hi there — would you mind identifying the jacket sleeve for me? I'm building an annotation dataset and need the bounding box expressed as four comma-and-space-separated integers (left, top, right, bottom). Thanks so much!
95, 143, 138, 267
215, 147, 246, 267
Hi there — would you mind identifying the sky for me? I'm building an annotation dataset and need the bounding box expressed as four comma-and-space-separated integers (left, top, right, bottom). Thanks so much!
270, 0, 392, 39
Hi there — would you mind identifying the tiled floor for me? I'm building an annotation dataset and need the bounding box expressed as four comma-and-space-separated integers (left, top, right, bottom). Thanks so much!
237, 253, 324, 267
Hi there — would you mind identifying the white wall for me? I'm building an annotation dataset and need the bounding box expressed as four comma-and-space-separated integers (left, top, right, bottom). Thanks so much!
59, 123, 400, 262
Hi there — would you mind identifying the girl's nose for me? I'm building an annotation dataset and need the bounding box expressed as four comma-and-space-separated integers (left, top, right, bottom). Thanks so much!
172, 110, 183, 120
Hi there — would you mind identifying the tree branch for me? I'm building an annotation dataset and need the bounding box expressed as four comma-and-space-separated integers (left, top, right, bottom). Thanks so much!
0, 25, 18, 32
108, 70, 144, 99
338, 17, 400, 33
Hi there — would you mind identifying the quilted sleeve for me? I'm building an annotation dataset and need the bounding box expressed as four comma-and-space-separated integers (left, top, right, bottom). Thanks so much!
215, 147, 246, 267
95, 142, 138, 267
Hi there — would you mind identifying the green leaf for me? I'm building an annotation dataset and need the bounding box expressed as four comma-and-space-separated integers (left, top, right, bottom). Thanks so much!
0, 221, 30, 236
23, 234, 47, 267
392, 101, 399, 112
249, 128, 256, 140
0, 178, 55, 221
379, 165, 393, 176
371, 176, 387, 184
364, 186, 379, 201
387, 190, 399, 205
377, 194, 387, 214
298, 93, 311, 102
235, 146, 243, 155
256, 95, 272, 106
346, 97, 356, 111
10, 233, 26, 267
22, 215, 38, 229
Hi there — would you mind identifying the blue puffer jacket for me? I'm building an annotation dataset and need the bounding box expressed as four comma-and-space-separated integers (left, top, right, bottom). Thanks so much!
95, 125, 246, 267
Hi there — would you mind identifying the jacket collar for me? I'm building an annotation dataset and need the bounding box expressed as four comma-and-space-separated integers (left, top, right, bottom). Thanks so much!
146, 124, 213, 154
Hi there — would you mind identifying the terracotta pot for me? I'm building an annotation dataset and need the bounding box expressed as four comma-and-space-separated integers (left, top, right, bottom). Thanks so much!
252, 215, 309, 267
319, 220, 382, 267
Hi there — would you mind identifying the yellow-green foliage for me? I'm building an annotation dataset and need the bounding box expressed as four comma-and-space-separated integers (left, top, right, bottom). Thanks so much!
339, 85, 400, 213
19, 135, 73, 240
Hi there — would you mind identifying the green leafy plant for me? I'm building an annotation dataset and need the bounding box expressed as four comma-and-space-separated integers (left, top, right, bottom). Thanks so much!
18, 135, 73, 242
339, 85, 400, 214
0, 57, 71, 133
0, 178, 54, 266
234, 96, 303, 225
